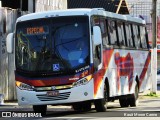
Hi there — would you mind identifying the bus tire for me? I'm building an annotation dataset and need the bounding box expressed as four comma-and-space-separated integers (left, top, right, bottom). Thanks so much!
33, 105, 47, 116
129, 84, 139, 107
119, 97, 129, 107
94, 84, 107, 112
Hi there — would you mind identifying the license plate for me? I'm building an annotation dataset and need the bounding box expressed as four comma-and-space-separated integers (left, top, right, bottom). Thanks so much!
47, 91, 59, 97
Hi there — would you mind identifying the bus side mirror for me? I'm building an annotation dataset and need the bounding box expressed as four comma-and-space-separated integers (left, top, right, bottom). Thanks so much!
93, 26, 102, 46
6, 33, 14, 53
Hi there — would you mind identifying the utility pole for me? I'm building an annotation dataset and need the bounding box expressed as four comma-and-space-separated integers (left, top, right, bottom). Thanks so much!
151, 0, 157, 94
28, 0, 35, 13
20, 0, 23, 11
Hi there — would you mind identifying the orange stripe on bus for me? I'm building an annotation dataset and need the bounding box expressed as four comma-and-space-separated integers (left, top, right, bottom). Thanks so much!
94, 49, 114, 98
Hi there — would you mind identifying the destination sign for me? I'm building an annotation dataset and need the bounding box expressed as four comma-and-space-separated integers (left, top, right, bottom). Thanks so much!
27, 27, 45, 34
22, 26, 49, 35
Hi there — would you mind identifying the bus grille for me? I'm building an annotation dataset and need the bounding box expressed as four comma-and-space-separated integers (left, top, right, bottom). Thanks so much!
36, 92, 71, 101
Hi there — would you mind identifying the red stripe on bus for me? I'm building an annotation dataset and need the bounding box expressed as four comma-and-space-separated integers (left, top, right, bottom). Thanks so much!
139, 53, 151, 87
15, 76, 76, 87
114, 52, 134, 92
15, 68, 92, 87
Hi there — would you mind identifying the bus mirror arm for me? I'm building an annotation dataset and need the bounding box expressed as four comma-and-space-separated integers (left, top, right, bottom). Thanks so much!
6, 33, 14, 53
93, 26, 102, 46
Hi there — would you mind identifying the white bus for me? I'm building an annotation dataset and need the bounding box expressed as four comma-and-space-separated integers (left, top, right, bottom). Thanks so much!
7, 8, 151, 114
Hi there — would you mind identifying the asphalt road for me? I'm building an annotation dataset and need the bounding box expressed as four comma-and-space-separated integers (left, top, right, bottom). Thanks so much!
0, 98, 160, 120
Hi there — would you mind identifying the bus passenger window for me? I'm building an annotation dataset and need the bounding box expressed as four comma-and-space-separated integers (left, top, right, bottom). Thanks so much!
132, 25, 141, 48
108, 20, 117, 45
92, 17, 109, 47
99, 18, 109, 47
125, 24, 133, 47
117, 21, 125, 46
140, 26, 147, 49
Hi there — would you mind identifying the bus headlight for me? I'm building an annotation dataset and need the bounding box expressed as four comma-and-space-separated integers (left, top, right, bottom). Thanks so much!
72, 75, 92, 87
16, 81, 34, 91
72, 78, 88, 87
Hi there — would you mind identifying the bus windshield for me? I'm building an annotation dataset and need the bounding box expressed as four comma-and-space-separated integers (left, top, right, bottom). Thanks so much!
15, 16, 90, 75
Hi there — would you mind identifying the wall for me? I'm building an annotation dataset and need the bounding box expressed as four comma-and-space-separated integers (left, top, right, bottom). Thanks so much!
0, 8, 28, 100
0, 8, 8, 100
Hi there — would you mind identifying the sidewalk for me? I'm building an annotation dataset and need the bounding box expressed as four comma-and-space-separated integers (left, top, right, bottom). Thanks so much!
139, 90, 160, 96
139, 87, 160, 99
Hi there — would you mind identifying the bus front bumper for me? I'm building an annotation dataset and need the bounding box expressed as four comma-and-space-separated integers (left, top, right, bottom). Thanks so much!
16, 80, 94, 106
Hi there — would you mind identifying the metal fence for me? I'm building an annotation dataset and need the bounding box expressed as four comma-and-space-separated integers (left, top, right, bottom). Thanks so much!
128, 1, 160, 40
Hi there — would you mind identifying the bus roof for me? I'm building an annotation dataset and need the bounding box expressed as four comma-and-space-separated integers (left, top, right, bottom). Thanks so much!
17, 9, 93, 22
17, 8, 145, 25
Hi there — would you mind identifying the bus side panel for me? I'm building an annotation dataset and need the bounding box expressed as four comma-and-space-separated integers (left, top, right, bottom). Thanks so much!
93, 49, 114, 99
95, 49, 151, 98
139, 52, 151, 92
106, 49, 135, 97
110, 49, 151, 96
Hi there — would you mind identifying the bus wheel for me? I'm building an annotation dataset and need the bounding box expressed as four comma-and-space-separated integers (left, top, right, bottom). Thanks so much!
33, 105, 47, 116
129, 84, 139, 107
94, 84, 107, 112
119, 97, 129, 107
